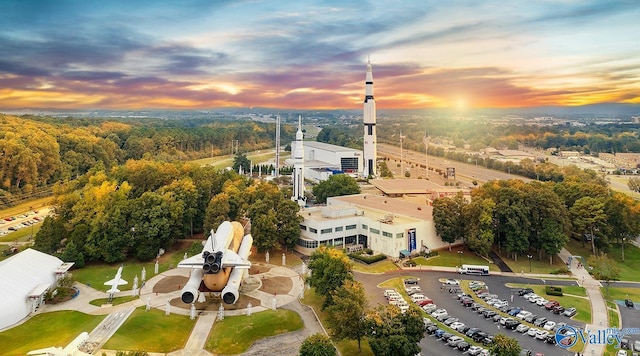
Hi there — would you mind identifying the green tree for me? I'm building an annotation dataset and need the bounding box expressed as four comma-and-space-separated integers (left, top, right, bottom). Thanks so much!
232, 152, 251, 174
312, 174, 360, 204
587, 254, 620, 292
307, 246, 353, 308
299, 333, 336, 356
275, 198, 302, 251
570, 196, 607, 254
326, 280, 368, 351
463, 198, 495, 257
538, 218, 568, 265
604, 194, 640, 262
366, 305, 421, 356
432, 192, 468, 251
489, 333, 521, 356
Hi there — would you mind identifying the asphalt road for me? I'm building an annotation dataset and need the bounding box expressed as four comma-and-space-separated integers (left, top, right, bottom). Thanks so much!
377, 143, 527, 184
355, 270, 582, 356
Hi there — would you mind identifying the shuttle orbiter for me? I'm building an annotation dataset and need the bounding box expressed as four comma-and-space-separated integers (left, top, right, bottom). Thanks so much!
178, 220, 252, 305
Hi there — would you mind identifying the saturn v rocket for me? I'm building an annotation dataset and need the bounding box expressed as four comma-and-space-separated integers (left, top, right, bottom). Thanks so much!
363, 58, 377, 178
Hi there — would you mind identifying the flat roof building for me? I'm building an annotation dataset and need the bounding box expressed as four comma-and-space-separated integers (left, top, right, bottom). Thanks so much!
296, 193, 458, 258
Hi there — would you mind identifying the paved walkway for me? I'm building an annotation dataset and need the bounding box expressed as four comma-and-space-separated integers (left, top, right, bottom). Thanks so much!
558, 248, 607, 356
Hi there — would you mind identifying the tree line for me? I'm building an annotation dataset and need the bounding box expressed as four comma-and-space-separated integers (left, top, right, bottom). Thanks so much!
33, 160, 301, 264
433, 170, 640, 261
0, 114, 294, 205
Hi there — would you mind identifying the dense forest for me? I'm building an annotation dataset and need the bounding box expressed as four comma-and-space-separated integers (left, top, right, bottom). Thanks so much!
433, 169, 640, 261
33, 161, 301, 264
0, 114, 295, 206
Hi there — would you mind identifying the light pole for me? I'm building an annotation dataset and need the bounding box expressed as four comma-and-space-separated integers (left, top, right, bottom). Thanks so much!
458, 250, 463, 266
527, 254, 532, 272
423, 133, 429, 178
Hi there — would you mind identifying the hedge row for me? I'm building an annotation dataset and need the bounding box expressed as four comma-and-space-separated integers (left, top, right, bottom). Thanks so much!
545, 285, 563, 296
349, 253, 387, 264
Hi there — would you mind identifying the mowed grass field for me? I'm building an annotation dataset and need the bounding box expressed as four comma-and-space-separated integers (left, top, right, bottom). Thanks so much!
413, 248, 500, 271
506, 283, 591, 324
207, 309, 303, 354
0, 311, 105, 355
104, 307, 195, 353
566, 239, 640, 282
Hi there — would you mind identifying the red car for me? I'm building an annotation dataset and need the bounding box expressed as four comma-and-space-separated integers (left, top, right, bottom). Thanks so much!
418, 299, 434, 306
544, 300, 559, 310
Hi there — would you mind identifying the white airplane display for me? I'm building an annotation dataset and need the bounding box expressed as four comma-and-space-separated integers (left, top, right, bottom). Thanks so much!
27, 331, 92, 356
104, 265, 127, 294
178, 220, 252, 304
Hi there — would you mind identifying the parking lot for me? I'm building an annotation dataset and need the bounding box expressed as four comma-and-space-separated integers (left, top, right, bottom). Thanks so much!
357, 271, 582, 356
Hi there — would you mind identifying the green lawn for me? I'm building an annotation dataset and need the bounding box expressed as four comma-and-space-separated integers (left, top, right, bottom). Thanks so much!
0, 311, 104, 355
600, 287, 640, 306
71, 261, 174, 292
208, 309, 303, 354
89, 295, 140, 306
301, 288, 374, 355
566, 239, 640, 282
105, 307, 195, 353
413, 248, 499, 271
352, 259, 399, 273
0, 223, 41, 243
496, 250, 570, 275
506, 283, 592, 324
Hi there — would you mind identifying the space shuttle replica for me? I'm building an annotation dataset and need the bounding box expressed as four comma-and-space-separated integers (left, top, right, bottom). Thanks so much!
178, 220, 253, 305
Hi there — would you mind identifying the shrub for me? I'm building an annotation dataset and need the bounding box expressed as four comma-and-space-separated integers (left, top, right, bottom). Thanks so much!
549, 266, 570, 275
545, 285, 563, 296
403, 259, 417, 267
349, 252, 387, 264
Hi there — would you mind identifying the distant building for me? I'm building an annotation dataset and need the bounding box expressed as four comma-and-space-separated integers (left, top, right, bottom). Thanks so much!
288, 141, 363, 183
0, 249, 73, 330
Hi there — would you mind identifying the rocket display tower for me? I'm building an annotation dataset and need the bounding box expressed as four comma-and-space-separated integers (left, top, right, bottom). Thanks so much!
363, 58, 377, 178
292, 115, 305, 207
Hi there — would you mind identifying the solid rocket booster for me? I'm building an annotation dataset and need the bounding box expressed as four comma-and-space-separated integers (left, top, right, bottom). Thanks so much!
221, 234, 253, 304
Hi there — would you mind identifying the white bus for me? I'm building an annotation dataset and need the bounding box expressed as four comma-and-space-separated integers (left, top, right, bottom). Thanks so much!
458, 264, 490, 275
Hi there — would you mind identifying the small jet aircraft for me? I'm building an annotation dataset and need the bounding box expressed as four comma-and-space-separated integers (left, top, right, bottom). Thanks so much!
178, 220, 252, 304
27, 331, 92, 356
104, 265, 127, 294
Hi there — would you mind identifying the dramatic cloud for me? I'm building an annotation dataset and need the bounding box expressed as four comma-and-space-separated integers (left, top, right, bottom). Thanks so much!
0, 0, 638, 110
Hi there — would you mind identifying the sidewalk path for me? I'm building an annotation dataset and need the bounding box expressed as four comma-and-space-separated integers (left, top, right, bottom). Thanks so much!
558, 248, 607, 356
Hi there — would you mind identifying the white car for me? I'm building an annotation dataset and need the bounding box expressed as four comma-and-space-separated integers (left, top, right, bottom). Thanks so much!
527, 328, 539, 337
447, 336, 464, 347
543, 321, 556, 330
516, 324, 530, 333
423, 304, 437, 313
536, 298, 549, 306
431, 309, 448, 320
535, 330, 550, 340
618, 350, 628, 356
468, 346, 484, 355
445, 279, 460, 285
450, 321, 465, 331
493, 300, 509, 308
411, 294, 427, 303
516, 311, 532, 319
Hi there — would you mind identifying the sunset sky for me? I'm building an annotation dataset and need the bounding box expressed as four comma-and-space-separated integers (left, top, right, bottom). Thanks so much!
1, 0, 639, 110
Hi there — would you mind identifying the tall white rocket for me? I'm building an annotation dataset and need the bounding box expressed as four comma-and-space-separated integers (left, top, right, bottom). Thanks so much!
363, 58, 377, 177
292, 115, 305, 206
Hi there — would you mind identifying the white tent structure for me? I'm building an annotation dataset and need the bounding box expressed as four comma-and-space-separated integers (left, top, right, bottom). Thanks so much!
0, 248, 66, 330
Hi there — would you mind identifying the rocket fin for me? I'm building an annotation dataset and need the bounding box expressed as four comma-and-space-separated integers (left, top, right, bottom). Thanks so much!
178, 254, 205, 269
221, 249, 251, 269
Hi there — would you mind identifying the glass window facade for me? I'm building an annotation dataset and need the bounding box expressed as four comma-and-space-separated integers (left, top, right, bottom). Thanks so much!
297, 239, 318, 249
383, 231, 392, 238
346, 224, 356, 230
309, 227, 317, 233
370, 228, 380, 234
335, 226, 343, 232
321, 228, 332, 234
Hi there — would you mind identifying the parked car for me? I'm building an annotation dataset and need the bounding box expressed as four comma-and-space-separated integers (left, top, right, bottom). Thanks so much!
468, 345, 484, 355
425, 325, 439, 335
449, 321, 465, 331
545, 334, 557, 344
552, 305, 565, 314
466, 328, 482, 337
434, 329, 446, 338
505, 319, 520, 330
445, 279, 460, 285
544, 300, 560, 310
456, 341, 471, 351
405, 278, 419, 284
533, 317, 548, 327
411, 294, 427, 303
516, 324, 530, 333
418, 299, 434, 306
443, 317, 459, 326
472, 332, 489, 343
543, 321, 556, 331
563, 307, 577, 317
508, 307, 522, 316
527, 328, 539, 337
535, 330, 550, 340
519, 288, 534, 296
516, 310, 532, 319
447, 336, 464, 347
423, 304, 437, 313
536, 298, 549, 306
